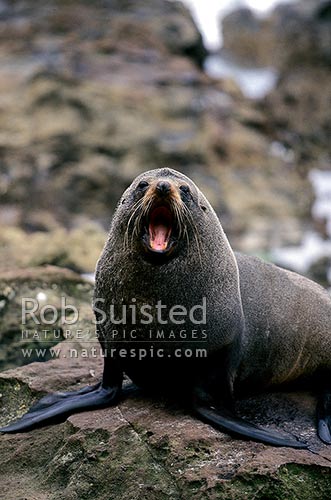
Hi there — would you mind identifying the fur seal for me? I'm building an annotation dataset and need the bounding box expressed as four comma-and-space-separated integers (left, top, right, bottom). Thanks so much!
1, 168, 331, 448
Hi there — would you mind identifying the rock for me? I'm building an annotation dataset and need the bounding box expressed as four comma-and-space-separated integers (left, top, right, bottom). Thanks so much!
222, 8, 275, 66
221, 1, 331, 68
256, 3, 331, 192
220, 0, 331, 262
263, 68, 331, 170
0, 0, 319, 260
0, 223, 106, 273
0, 0, 206, 66
307, 256, 331, 288
1, 343, 331, 498
0, 266, 95, 371
270, 0, 331, 68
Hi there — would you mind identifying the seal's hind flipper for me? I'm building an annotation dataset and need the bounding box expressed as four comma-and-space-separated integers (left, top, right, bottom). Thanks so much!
0, 382, 121, 433
317, 390, 331, 444
194, 404, 308, 449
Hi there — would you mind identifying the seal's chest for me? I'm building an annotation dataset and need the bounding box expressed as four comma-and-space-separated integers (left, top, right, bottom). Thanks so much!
123, 356, 199, 394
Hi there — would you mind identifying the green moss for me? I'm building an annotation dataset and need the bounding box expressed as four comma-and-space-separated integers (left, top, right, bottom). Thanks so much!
42, 424, 181, 500
0, 270, 95, 371
0, 378, 42, 426
184, 439, 213, 458
185, 478, 209, 497
206, 464, 331, 500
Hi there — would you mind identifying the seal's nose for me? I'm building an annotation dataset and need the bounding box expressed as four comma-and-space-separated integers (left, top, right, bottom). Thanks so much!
156, 181, 171, 197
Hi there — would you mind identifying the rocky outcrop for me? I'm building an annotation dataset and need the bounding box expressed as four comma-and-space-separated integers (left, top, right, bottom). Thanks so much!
222, 1, 331, 68
221, 0, 331, 281
0, 223, 106, 273
0, 0, 318, 266
222, 7, 275, 67
0, 0, 206, 227
221, 0, 331, 158
0, 266, 94, 371
254, 1, 331, 172
263, 66, 331, 173
1, 374, 331, 499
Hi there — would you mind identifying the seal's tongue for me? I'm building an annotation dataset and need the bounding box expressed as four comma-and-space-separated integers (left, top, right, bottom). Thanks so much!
149, 207, 172, 251
150, 224, 169, 251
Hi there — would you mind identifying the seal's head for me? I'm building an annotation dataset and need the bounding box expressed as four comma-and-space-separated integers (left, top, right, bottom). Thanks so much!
117, 168, 210, 262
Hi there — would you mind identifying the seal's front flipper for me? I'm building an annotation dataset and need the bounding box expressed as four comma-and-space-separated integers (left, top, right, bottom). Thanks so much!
317, 390, 331, 444
0, 382, 121, 433
0, 358, 124, 433
194, 403, 307, 449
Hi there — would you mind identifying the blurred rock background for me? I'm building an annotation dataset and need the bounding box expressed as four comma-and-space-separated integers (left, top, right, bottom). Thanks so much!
0, 0, 329, 281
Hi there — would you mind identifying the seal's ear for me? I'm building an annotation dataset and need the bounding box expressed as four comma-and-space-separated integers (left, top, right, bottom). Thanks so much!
120, 184, 134, 204
200, 205, 207, 212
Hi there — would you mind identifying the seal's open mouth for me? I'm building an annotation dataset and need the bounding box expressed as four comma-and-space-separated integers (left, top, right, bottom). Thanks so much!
142, 204, 177, 256
149, 206, 172, 251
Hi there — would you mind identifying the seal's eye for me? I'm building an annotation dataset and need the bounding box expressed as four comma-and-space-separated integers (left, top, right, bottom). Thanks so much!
180, 185, 190, 195
138, 180, 149, 190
